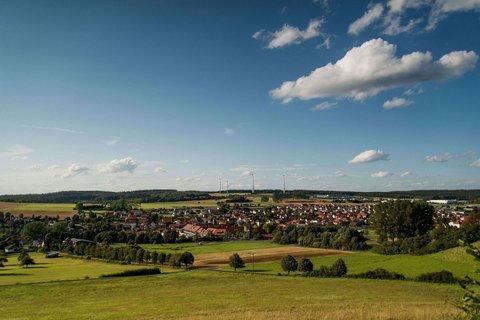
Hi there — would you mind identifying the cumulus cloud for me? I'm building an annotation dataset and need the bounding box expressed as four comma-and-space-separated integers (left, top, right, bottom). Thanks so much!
470, 159, 480, 168
349, 149, 391, 164
383, 97, 414, 109
311, 101, 338, 111
253, 19, 325, 49
98, 157, 138, 173
224, 128, 235, 135
179, 159, 190, 164
401, 171, 413, 177
241, 170, 253, 177
61, 163, 89, 178
371, 170, 392, 178
425, 153, 454, 162
270, 38, 477, 103
348, 3, 384, 35
2, 145, 34, 160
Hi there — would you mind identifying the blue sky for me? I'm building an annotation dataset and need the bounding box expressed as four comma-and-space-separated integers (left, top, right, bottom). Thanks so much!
0, 0, 479, 193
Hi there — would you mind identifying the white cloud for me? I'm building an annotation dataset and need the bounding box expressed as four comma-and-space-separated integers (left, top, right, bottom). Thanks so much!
349, 149, 390, 164
224, 128, 235, 135
106, 136, 120, 146
425, 153, 454, 162
403, 86, 424, 96
61, 163, 89, 178
383, 97, 414, 109
401, 171, 413, 177
27, 164, 42, 172
334, 170, 346, 177
241, 170, 253, 177
348, 3, 384, 35
428, 0, 480, 31
2, 145, 34, 160
21, 125, 86, 135
179, 159, 190, 164
154, 167, 166, 173
470, 159, 480, 168
98, 157, 138, 173
311, 101, 337, 111
270, 38, 477, 103
371, 170, 392, 178
254, 19, 325, 49
351, 0, 480, 35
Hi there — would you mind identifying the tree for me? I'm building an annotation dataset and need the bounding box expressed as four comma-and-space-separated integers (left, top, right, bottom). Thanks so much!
372, 200, 434, 243
298, 258, 313, 273
21, 221, 46, 242
331, 258, 347, 277
18, 253, 35, 268
180, 252, 195, 269
169, 253, 182, 268
229, 253, 245, 271
281, 255, 298, 275
260, 195, 269, 203
0, 262, 3, 268
457, 241, 480, 319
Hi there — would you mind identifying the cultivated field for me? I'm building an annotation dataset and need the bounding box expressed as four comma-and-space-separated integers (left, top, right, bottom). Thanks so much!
0, 202, 75, 217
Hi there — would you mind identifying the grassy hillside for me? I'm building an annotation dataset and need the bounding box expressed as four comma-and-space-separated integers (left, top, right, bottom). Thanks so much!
0, 270, 461, 320
0, 252, 153, 285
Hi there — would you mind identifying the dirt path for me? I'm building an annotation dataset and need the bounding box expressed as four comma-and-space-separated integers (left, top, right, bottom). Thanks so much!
194, 246, 347, 267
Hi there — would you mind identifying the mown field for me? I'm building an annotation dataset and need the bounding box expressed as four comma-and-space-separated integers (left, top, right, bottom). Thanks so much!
0, 252, 154, 285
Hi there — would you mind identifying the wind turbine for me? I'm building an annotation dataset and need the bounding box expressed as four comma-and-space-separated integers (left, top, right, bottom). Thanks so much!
283, 174, 286, 194
251, 172, 255, 194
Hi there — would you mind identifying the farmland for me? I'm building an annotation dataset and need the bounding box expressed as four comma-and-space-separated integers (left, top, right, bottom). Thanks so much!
0, 240, 476, 319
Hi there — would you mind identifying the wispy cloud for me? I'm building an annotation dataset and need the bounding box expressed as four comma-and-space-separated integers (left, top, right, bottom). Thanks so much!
371, 170, 392, 178
224, 128, 235, 135
2, 145, 34, 160
22, 125, 86, 135
106, 136, 120, 146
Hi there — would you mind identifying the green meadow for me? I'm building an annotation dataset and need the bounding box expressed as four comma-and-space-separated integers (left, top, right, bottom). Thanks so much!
222, 244, 478, 279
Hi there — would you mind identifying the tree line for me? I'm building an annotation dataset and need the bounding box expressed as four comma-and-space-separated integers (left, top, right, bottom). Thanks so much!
272, 225, 368, 251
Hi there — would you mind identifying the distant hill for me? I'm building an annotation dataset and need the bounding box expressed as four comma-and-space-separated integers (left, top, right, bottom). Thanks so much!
0, 190, 213, 203
0, 189, 479, 204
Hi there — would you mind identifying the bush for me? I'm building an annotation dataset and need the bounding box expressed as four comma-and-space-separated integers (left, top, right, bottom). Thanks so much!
349, 268, 405, 280
168, 253, 182, 268
281, 255, 298, 275
101, 267, 161, 278
416, 270, 457, 284
298, 258, 314, 273
305, 259, 348, 278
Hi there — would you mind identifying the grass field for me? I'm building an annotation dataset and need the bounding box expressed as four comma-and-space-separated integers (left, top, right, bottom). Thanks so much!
0, 252, 154, 285
220, 244, 478, 279
0, 270, 462, 319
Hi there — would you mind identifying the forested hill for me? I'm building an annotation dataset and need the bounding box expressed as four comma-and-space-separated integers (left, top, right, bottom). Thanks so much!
0, 190, 213, 203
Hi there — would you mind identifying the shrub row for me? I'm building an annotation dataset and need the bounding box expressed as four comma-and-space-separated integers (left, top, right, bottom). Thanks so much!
349, 268, 406, 280
101, 267, 161, 278
305, 259, 347, 278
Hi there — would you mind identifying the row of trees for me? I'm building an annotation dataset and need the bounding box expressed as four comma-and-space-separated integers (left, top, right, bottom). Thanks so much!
66, 243, 194, 268
273, 225, 368, 251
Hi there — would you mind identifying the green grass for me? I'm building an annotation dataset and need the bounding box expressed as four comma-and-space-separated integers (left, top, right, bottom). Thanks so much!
0, 270, 462, 319
222, 245, 478, 279
0, 252, 156, 285
115, 240, 282, 255
0, 202, 75, 217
